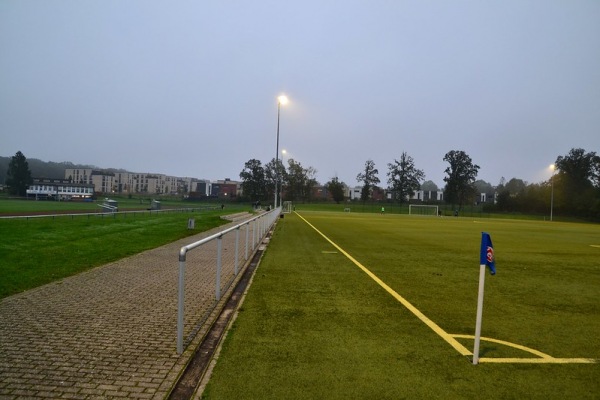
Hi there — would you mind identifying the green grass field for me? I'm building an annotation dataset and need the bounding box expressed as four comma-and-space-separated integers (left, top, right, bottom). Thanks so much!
0, 196, 216, 214
202, 212, 600, 399
0, 206, 246, 298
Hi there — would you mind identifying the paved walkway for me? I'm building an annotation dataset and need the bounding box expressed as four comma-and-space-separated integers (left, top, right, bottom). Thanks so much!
0, 215, 263, 399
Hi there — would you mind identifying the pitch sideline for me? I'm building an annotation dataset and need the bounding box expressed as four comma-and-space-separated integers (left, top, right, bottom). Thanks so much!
294, 212, 598, 364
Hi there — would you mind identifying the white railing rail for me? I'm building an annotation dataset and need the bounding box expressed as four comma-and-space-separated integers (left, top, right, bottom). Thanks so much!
176, 208, 280, 354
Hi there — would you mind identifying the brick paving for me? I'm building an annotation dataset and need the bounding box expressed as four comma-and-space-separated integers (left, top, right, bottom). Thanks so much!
0, 215, 261, 399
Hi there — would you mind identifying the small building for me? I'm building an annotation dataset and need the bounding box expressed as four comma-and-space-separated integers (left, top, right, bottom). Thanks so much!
192, 180, 211, 196
347, 185, 385, 201
410, 190, 444, 202
348, 186, 362, 200
312, 185, 329, 200
211, 179, 239, 199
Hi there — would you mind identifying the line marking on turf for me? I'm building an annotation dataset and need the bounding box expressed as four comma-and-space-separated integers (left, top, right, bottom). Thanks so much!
321, 251, 338, 254
477, 358, 597, 363
295, 212, 472, 357
294, 212, 599, 365
590, 245, 600, 248
451, 334, 552, 358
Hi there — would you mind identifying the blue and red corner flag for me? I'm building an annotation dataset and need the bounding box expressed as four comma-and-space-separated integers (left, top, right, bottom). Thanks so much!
479, 232, 496, 275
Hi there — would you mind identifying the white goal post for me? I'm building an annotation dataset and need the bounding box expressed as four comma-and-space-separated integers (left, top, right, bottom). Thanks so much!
282, 201, 293, 214
409, 204, 439, 216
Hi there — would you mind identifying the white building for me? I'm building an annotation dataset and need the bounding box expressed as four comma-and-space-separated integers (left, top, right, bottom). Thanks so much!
347, 186, 362, 200
27, 178, 94, 200
64, 168, 200, 195
411, 190, 444, 202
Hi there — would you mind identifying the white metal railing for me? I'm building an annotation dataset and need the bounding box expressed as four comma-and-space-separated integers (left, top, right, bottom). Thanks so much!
176, 208, 280, 354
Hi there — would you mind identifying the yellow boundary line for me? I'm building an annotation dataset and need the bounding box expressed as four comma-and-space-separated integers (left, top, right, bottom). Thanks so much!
450, 335, 597, 364
452, 334, 552, 358
295, 212, 471, 357
295, 212, 598, 365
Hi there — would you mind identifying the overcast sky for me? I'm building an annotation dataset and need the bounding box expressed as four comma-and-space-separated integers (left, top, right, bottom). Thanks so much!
1, 1, 599, 189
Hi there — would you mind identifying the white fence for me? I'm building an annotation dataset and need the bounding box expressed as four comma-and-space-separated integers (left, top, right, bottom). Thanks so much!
176, 208, 281, 354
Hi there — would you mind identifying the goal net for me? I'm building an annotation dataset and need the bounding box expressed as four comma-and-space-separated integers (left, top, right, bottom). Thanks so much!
282, 201, 293, 214
409, 204, 439, 216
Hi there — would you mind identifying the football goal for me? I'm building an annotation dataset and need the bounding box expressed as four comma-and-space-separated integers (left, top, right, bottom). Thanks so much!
409, 204, 439, 216
282, 201, 293, 214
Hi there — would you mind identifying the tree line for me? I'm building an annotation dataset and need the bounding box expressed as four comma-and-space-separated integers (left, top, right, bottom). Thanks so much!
493, 149, 600, 220
239, 158, 318, 206
239, 148, 600, 221
353, 150, 481, 210
0, 155, 97, 184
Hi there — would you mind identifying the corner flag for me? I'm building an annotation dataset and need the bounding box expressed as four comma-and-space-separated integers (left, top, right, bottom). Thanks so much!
473, 232, 496, 364
479, 232, 496, 275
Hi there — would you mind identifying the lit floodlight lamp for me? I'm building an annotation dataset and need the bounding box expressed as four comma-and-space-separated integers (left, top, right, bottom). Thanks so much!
278, 95, 289, 105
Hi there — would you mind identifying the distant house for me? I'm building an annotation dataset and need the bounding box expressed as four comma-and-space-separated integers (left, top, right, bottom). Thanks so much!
348, 186, 362, 200
410, 190, 444, 202
211, 179, 240, 199
477, 192, 497, 204
312, 185, 329, 201
188, 179, 211, 199
26, 178, 94, 200
347, 185, 385, 201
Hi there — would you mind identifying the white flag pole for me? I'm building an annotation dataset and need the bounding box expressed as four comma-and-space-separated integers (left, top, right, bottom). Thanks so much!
472, 264, 486, 365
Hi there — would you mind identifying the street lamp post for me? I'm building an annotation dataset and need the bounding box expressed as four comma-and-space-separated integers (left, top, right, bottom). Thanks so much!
549, 164, 555, 221
280, 149, 287, 208
274, 95, 288, 210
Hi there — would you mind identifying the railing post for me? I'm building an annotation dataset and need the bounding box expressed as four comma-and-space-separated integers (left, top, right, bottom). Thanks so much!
234, 226, 240, 276
252, 219, 256, 251
260, 214, 264, 237
177, 259, 185, 354
245, 222, 249, 260
216, 236, 223, 301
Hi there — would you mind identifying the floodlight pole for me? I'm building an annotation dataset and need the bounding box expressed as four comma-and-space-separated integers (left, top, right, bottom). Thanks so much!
280, 149, 287, 208
274, 100, 281, 210
274, 95, 287, 210
550, 167, 555, 222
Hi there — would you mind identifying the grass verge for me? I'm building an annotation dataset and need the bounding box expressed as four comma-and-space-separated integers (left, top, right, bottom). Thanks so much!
0, 196, 226, 214
0, 210, 233, 298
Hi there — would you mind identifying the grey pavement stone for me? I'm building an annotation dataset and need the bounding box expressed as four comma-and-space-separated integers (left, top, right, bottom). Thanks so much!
0, 215, 265, 399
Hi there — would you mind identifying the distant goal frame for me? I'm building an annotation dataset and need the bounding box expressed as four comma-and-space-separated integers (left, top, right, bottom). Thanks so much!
408, 204, 439, 216
282, 201, 293, 214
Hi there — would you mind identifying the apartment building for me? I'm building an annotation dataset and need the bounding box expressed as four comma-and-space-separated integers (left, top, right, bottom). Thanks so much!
64, 168, 220, 197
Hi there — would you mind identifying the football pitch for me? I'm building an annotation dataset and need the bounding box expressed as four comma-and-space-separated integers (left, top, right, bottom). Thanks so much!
202, 211, 599, 399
